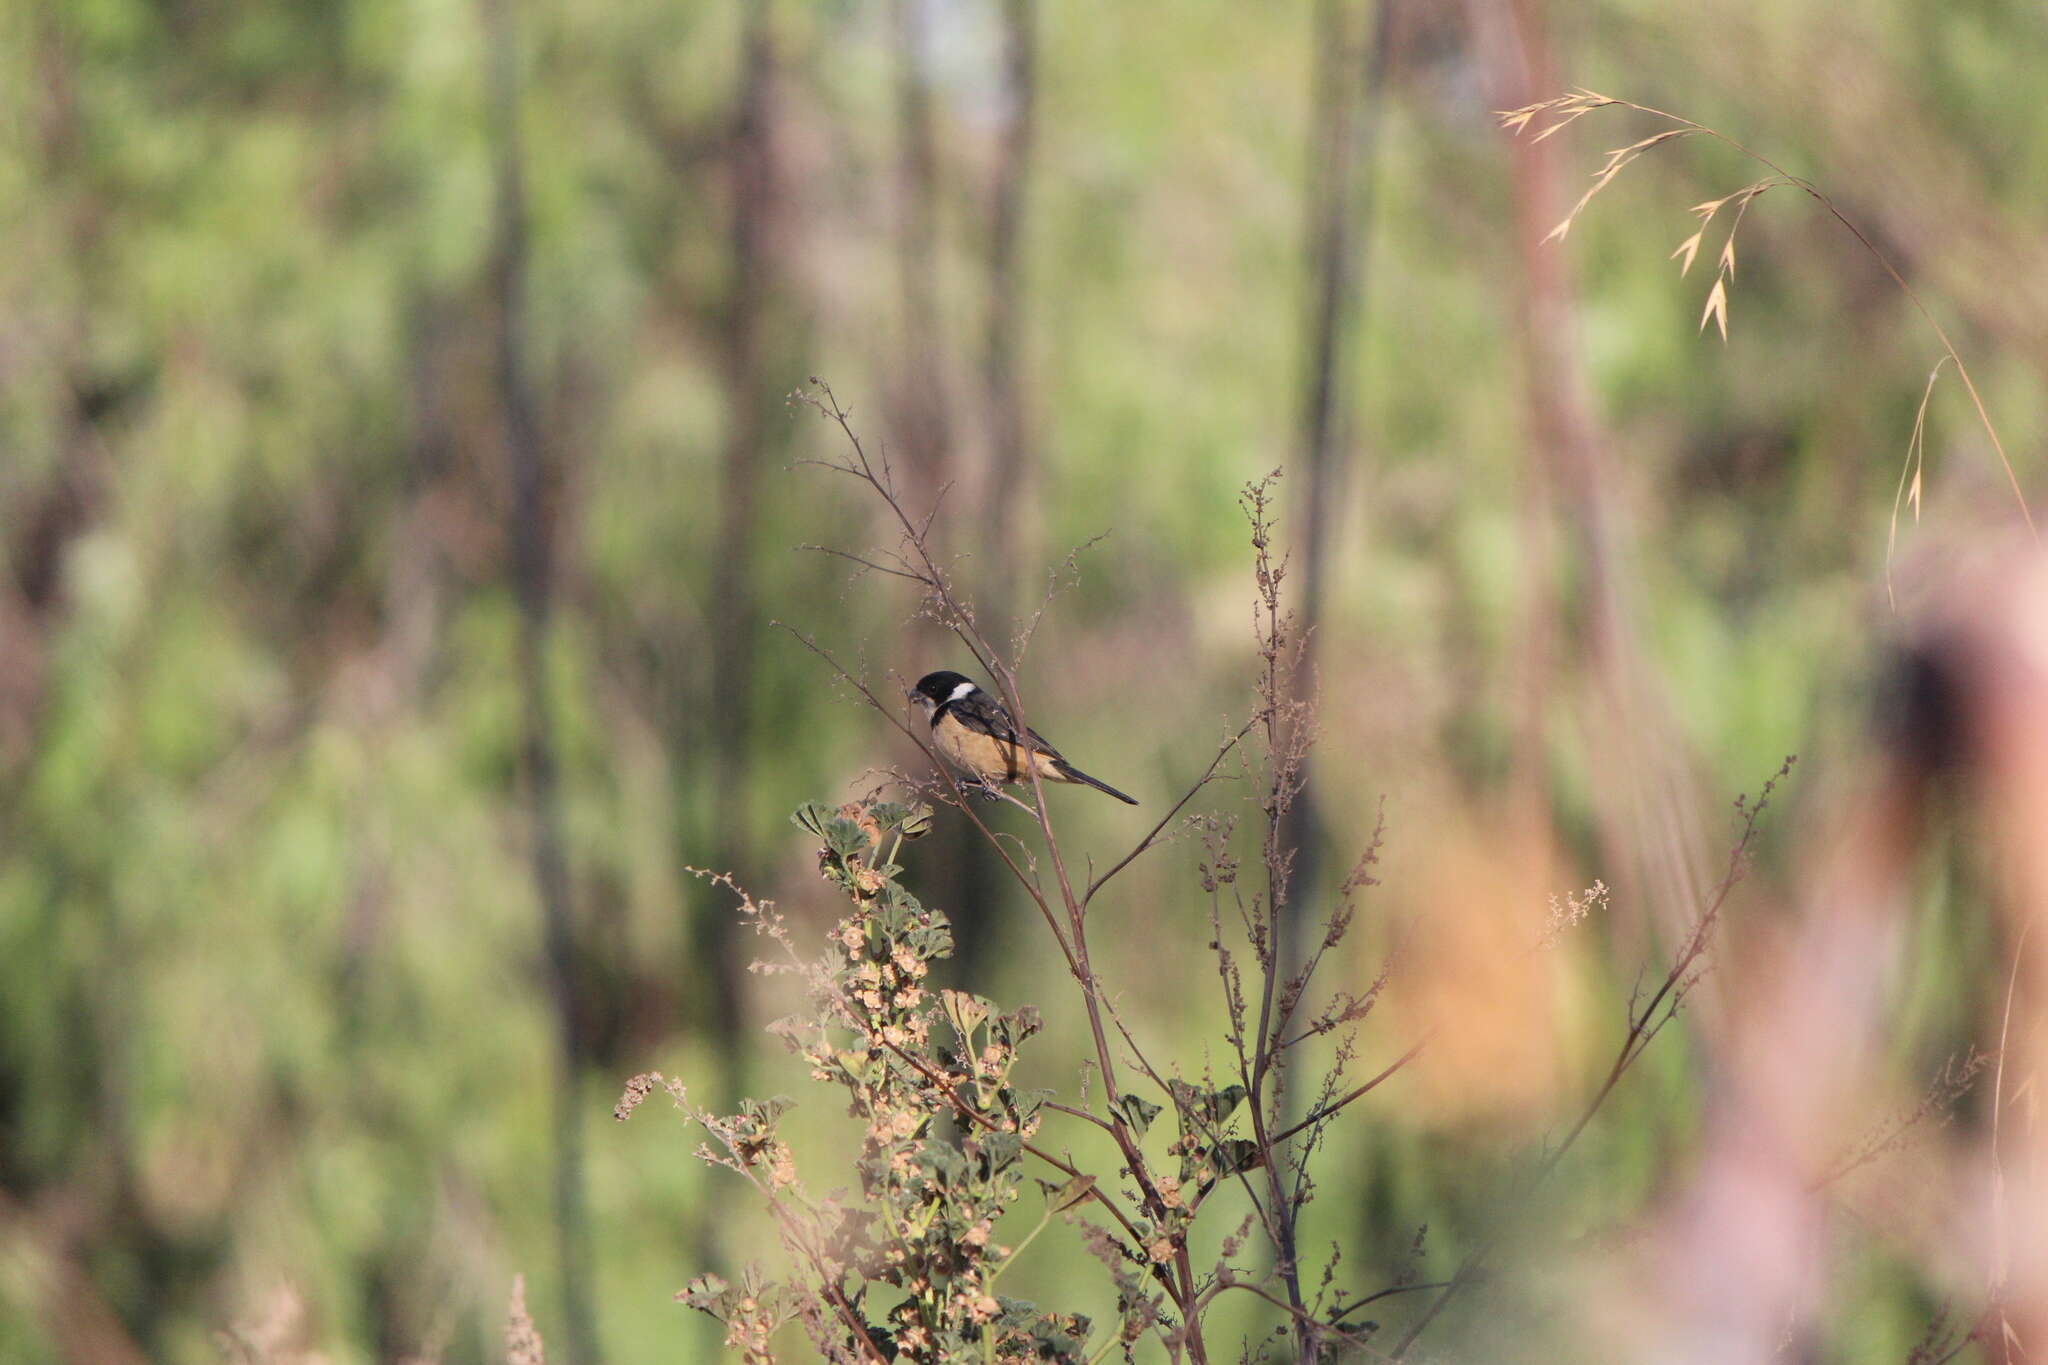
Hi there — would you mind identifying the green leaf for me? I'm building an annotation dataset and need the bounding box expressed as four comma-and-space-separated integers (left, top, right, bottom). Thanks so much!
1116, 1094, 1163, 1137
993, 1004, 1042, 1049
942, 989, 993, 1041
678, 1273, 731, 1312
1213, 1137, 1262, 1176
1044, 1173, 1098, 1213
821, 817, 871, 858
792, 801, 880, 857
1168, 1080, 1246, 1132
738, 1095, 796, 1127
970, 1130, 1023, 1174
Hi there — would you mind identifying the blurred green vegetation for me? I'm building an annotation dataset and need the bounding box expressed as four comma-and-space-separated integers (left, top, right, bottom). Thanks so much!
2, 0, 2042, 1360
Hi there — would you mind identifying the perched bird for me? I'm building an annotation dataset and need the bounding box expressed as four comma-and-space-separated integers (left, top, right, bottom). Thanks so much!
908, 670, 1139, 805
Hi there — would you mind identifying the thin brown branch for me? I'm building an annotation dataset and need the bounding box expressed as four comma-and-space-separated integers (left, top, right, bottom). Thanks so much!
1084, 718, 1259, 908
1390, 759, 1794, 1359
799, 544, 926, 582
1207, 1277, 1395, 1362
1266, 1036, 1429, 1148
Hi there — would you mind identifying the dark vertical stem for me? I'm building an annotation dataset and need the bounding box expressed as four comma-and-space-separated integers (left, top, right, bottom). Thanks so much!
1, 15, 105, 790
1268, 1, 1367, 1347
669, 16, 794, 1357
1271, 4, 1392, 1357
885, 0, 999, 986
1292, 0, 1362, 656
937, 0, 1039, 988
889, 0, 952, 488
1279, 0, 1390, 967
481, 1, 600, 1361
695, 2, 782, 1097
981, 0, 1037, 636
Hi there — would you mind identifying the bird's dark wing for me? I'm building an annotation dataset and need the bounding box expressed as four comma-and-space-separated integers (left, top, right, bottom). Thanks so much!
943, 690, 1062, 758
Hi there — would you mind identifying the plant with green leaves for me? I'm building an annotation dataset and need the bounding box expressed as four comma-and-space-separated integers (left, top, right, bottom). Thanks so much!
605, 391, 1831, 1363
612, 390, 1426, 1364
619, 797, 1098, 1362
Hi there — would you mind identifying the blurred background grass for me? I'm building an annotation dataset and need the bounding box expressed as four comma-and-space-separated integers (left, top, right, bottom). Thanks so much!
2, 0, 2042, 1360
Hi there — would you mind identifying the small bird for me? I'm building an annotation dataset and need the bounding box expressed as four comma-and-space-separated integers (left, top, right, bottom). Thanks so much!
909, 670, 1139, 805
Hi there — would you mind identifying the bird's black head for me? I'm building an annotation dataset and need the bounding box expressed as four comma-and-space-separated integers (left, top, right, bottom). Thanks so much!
911, 670, 977, 712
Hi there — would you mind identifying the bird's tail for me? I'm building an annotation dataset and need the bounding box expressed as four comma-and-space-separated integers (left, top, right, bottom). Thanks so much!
1053, 758, 1139, 805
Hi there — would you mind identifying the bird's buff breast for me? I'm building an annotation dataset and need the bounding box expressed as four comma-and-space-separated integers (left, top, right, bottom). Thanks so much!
932, 716, 1061, 784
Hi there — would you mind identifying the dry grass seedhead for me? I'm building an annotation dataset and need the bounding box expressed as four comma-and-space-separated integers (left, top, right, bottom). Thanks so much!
1502, 89, 2036, 583
1887, 357, 1954, 608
